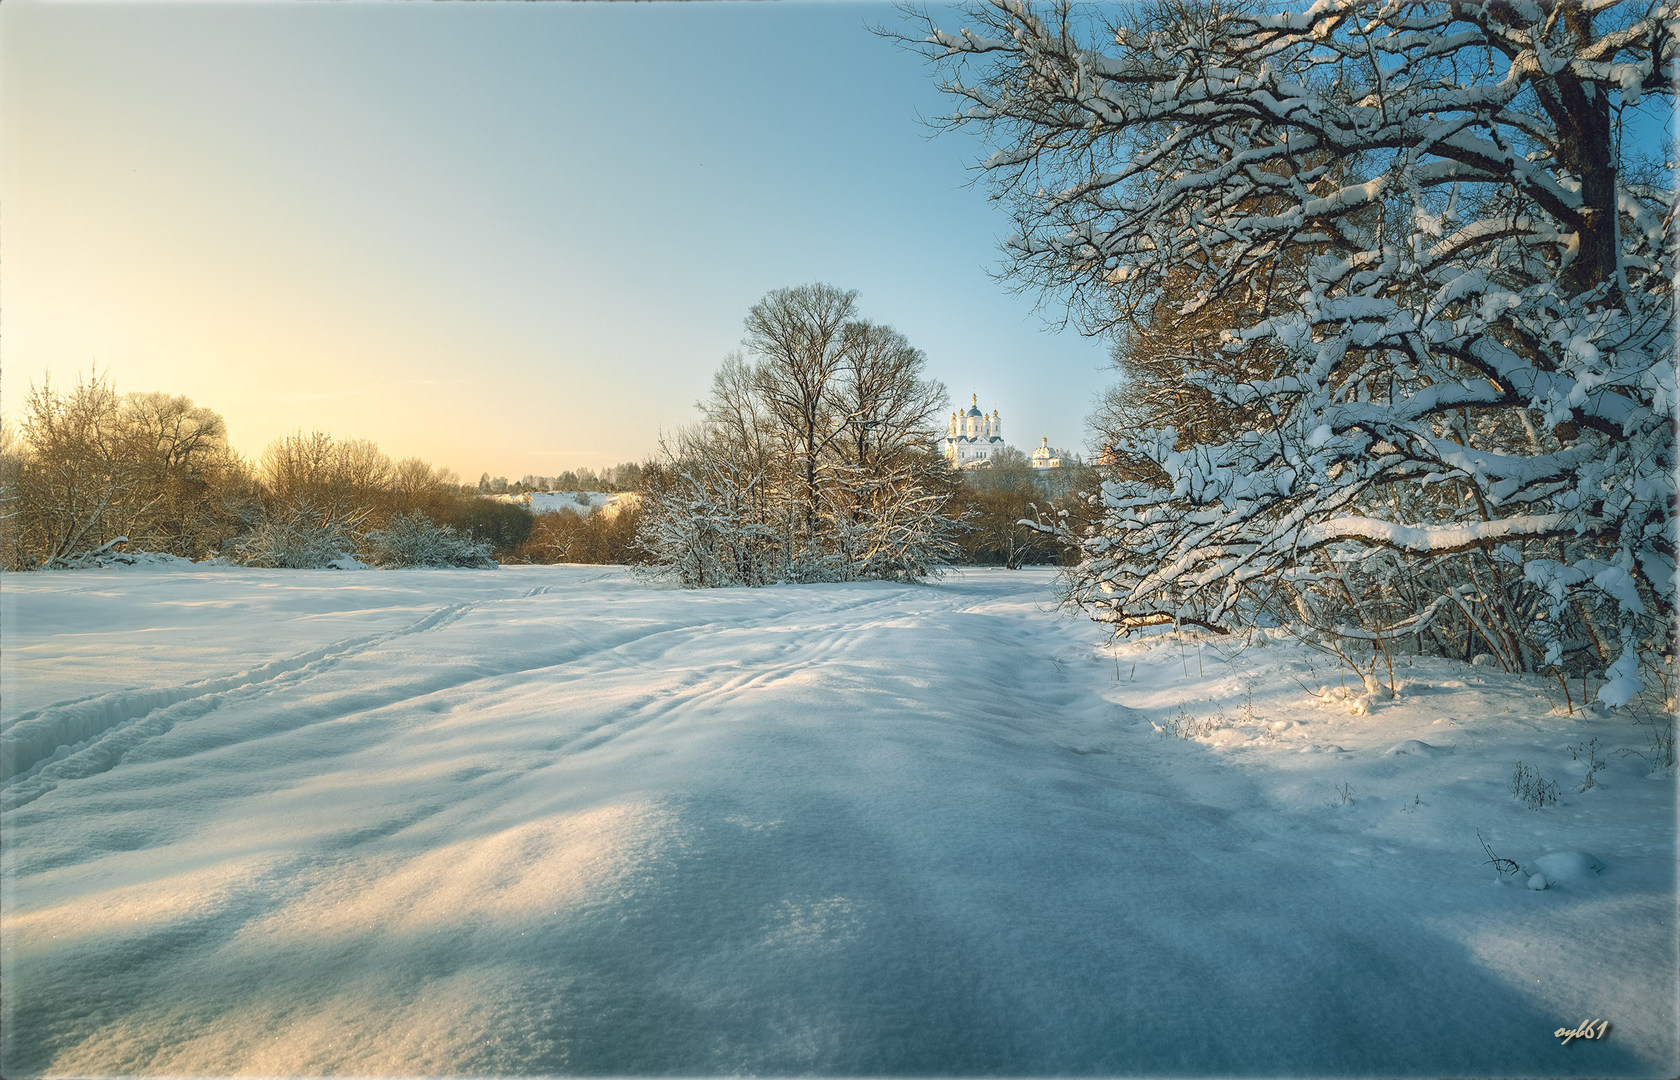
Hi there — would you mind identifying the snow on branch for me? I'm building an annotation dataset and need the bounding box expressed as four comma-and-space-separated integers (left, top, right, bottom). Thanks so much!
907, 0, 1677, 705
1303, 513, 1573, 555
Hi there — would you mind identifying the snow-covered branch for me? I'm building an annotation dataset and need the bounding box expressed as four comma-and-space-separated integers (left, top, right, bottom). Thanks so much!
907, 0, 1676, 704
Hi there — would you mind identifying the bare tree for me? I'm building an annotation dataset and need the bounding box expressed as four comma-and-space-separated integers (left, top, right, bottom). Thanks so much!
117, 392, 252, 558
259, 431, 392, 527
0, 420, 26, 569
744, 283, 861, 551
835, 320, 948, 476
11, 371, 144, 567
389, 457, 461, 519
702, 351, 780, 537
642, 285, 960, 586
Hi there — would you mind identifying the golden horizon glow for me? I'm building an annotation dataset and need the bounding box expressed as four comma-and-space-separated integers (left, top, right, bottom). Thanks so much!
1, 1, 1114, 480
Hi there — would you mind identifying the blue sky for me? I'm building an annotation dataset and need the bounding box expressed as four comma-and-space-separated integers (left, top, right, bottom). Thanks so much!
1, 2, 1114, 479
4, 2, 1668, 482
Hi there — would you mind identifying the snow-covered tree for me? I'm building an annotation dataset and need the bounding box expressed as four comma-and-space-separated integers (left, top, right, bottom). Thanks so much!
116, 391, 254, 558
743, 284, 868, 557
640, 285, 959, 587
910, 0, 1676, 703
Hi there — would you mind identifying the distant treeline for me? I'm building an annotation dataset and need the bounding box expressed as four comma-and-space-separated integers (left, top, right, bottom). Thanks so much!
947, 446, 1096, 569
0, 371, 630, 570
477, 463, 646, 496
2, 369, 1089, 572
510, 498, 644, 565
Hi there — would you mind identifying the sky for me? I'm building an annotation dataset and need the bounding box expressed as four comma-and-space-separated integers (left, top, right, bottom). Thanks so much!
0, 1, 1116, 481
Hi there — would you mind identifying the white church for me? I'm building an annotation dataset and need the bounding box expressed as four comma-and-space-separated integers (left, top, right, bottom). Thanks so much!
942, 396, 1076, 471
1030, 437, 1069, 470
943, 396, 1008, 468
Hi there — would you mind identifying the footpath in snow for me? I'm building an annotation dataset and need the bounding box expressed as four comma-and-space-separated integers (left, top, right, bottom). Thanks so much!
1, 565, 1674, 1076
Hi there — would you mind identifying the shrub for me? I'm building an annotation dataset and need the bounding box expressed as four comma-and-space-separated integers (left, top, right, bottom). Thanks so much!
234, 504, 362, 569
362, 512, 495, 569
1510, 763, 1559, 810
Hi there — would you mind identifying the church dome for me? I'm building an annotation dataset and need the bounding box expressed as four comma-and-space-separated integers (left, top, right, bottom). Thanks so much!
944, 395, 1011, 469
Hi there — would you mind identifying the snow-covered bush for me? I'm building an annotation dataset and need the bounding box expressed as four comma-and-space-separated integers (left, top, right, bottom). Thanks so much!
33, 536, 195, 570
911, 1, 1676, 704
234, 504, 364, 569
38, 536, 134, 570
637, 432, 802, 587
361, 512, 495, 569
825, 462, 962, 583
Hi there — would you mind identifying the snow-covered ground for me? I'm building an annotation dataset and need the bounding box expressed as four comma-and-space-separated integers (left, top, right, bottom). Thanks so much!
1, 565, 1674, 1077
494, 491, 637, 516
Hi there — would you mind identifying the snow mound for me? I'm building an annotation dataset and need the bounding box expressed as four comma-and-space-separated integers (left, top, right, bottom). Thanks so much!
97, 550, 199, 568
1384, 739, 1452, 757
1549, 701, 1614, 718
1533, 851, 1606, 882
35, 546, 199, 571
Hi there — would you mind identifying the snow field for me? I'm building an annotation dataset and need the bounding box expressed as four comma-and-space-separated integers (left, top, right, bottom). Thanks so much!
1, 565, 1674, 1076
1097, 625, 1677, 1070
496, 491, 638, 517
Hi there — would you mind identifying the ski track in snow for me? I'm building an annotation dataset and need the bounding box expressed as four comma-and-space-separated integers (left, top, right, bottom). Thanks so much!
1, 565, 1674, 1077
2, 599, 480, 793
